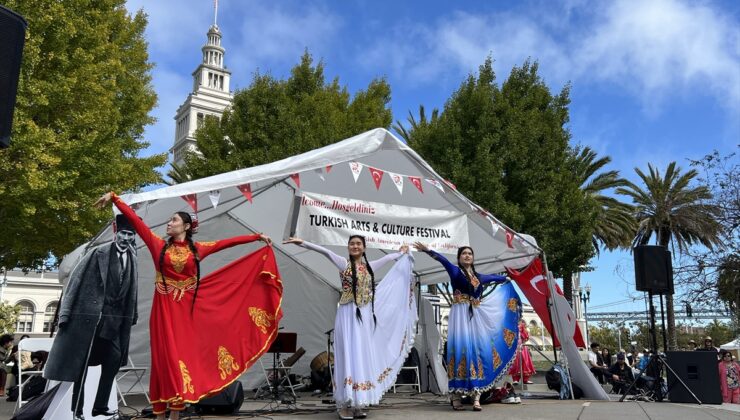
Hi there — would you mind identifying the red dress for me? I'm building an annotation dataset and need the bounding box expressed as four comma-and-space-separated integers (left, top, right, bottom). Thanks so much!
112, 194, 283, 414
509, 323, 536, 382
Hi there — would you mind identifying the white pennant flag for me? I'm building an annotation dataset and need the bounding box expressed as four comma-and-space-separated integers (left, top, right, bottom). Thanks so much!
314, 168, 325, 181
425, 178, 445, 193
490, 219, 500, 236
388, 172, 404, 194
349, 162, 363, 183
209, 190, 221, 209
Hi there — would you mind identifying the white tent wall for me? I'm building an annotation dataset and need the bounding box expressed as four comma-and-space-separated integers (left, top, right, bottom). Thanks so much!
64, 128, 542, 395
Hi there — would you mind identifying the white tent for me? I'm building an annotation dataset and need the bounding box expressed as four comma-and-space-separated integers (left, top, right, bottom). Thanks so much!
61, 128, 540, 392
720, 338, 740, 351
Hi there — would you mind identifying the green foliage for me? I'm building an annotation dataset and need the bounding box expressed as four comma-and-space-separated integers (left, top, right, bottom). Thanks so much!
398, 57, 595, 280
0, 302, 20, 334
184, 51, 392, 179
617, 162, 724, 349
0, 0, 166, 268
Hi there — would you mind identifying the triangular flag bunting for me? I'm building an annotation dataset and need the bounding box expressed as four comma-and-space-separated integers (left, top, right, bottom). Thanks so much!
290, 173, 301, 188
505, 229, 514, 248
490, 220, 500, 235
325, 165, 333, 173
314, 168, 325, 181
181, 194, 198, 213
426, 178, 445, 193
349, 162, 363, 182
445, 179, 457, 190
208, 190, 220, 209
237, 183, 253, 203
368, 166, 384, 190
409, 176, 423, 193
389, 172, 403, 194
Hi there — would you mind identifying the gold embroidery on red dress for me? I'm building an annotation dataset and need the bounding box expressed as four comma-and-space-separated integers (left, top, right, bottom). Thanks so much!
248, 307, 275, 334
179, 360, 194, 394
217, 346, 240, 380
168, 245, 190, 273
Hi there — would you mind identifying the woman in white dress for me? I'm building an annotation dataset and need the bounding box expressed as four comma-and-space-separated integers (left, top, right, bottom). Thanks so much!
284, 235, 416, 419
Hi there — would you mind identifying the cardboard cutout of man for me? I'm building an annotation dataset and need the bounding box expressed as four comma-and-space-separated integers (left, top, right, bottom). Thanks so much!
44, 215, 138, 419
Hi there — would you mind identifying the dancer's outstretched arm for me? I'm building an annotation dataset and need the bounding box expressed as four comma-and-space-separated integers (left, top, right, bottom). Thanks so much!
413, 242, 460, 280
283, 237, 346, 270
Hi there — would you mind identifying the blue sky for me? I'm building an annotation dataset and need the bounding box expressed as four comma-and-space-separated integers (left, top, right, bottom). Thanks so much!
124, 0, 739, 315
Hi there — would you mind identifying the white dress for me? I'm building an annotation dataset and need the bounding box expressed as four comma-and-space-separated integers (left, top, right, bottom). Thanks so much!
300, 242, 417, 408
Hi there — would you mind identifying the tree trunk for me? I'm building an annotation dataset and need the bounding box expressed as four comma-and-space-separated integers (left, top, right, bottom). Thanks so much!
659, 237, 678, 350
563, 272, 573, 306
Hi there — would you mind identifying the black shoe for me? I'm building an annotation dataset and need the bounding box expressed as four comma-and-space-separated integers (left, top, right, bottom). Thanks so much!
91, 407, 117, 417
74, 414, 85, 420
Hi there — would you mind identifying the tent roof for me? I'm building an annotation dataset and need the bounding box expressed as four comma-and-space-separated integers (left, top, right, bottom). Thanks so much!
111, 128, 539, 284
720, 338, 740, 350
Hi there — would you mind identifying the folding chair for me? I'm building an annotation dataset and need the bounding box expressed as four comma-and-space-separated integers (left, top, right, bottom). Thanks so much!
115, 356, 149, 406
392, 366, 421, 393
15, 337, 54, 411
256, 347, 306, 399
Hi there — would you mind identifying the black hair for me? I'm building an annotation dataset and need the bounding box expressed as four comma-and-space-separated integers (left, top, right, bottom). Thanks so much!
348, 235, 376, 325
0, 334, 13, 346
158, 211, 201, 314
457, 246, 479, 319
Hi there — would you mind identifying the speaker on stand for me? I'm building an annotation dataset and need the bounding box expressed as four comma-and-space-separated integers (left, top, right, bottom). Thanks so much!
0, 5, 27, 148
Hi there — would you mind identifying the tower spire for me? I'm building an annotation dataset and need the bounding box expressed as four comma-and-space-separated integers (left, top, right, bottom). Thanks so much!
214, 0, 218, 27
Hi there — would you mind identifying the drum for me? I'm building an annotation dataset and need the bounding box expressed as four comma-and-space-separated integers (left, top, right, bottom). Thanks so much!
310, 351, 334, 372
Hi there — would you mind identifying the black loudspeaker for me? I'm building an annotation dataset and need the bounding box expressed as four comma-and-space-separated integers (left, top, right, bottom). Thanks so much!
0, 6, 27, 148
666, 351, 722, 404
634, 245, 674, 294
194, 381, 244, 415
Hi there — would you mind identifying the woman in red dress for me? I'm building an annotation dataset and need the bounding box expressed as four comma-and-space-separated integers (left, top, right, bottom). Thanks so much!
509, 318, 536, 384
96, 192, 281, 419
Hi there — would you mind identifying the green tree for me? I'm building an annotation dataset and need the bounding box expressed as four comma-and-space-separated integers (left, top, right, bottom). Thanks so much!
565, 147, 635, 301
0, 0, 166, 268
398, 57, 595, 291
184, 52, 392, 179
617, 162, 723, 350
0, 302, 20, 334
164, 162, 191, 186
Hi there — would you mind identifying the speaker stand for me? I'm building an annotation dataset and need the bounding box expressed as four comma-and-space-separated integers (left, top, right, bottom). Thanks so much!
619, 291, 700, 404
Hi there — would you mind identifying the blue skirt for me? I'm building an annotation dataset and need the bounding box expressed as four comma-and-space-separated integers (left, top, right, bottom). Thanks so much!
446, 282, 521, 394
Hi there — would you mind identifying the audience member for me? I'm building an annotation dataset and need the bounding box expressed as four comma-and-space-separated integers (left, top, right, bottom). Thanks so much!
601, 348, 613, 369
609, 353, 635, 395
0, 334, 13, 397
719, 350, 740, 404
687, 339, 697, 351
588, 342, 609, 384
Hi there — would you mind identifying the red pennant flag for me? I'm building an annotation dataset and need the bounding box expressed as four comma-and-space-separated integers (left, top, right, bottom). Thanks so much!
368, 167, 384, 190
409, 176, 423, 193
290, 173, 300, 188
181, 194, 198, 213
237, 183, 253, 203
325, 165, 333, 173
445, 179, 457, 190
507, 258, 586, 348
505, 229, 514, 248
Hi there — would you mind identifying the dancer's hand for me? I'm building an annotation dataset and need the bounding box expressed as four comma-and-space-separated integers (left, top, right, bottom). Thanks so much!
94, 192, 113, 209
259, 234, 272, 246
413, 241, 428, 252
399, 245, 409, 254
283, 237, 304, 245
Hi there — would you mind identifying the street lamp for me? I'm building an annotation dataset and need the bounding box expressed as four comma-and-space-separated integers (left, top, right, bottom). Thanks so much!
580, 284, 591, 345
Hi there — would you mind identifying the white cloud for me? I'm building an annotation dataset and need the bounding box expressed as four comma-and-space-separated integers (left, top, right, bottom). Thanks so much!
361, 0, 740, 113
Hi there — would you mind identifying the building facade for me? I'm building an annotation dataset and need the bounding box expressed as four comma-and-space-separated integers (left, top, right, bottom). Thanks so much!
0, 268, 63, 338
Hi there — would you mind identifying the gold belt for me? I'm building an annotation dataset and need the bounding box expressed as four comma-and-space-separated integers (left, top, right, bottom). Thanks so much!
155, 273, 197, 302
453, 294, 481, 307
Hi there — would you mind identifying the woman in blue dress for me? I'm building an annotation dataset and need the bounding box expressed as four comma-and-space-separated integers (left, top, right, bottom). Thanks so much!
414, 242, 521, 411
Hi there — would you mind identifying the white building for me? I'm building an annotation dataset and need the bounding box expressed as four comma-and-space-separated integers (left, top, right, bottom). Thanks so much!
171, 14, 233, 166
0, 268, 63, 338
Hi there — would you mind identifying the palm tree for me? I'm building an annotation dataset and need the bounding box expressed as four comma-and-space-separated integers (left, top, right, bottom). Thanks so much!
164, 162, 191, 186
392, 105, 439, 143
617, 162, 722, 349
563, 147, 636, 303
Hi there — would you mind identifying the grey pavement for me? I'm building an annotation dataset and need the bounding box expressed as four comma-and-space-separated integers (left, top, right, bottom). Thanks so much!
3, 386, 739, 420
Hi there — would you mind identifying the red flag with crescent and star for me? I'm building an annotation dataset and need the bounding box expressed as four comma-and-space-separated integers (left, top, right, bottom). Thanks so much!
506, 258, 586, 348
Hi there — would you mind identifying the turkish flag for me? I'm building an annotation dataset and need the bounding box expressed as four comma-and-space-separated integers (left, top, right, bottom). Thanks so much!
505, 229, 514, 248
290, 173, 301, 188
237, 183, 253, 203
506, 258, 586, 348
368, 167, 384, 190
181, 194, 198, 213
408, 176, 423, 193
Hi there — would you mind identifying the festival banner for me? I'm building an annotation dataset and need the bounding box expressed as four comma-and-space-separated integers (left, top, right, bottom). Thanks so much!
294, 192, 469, 252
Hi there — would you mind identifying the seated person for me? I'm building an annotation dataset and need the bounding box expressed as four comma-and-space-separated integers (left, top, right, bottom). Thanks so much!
609, 353, 635, 394
588, 342, 609, 384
